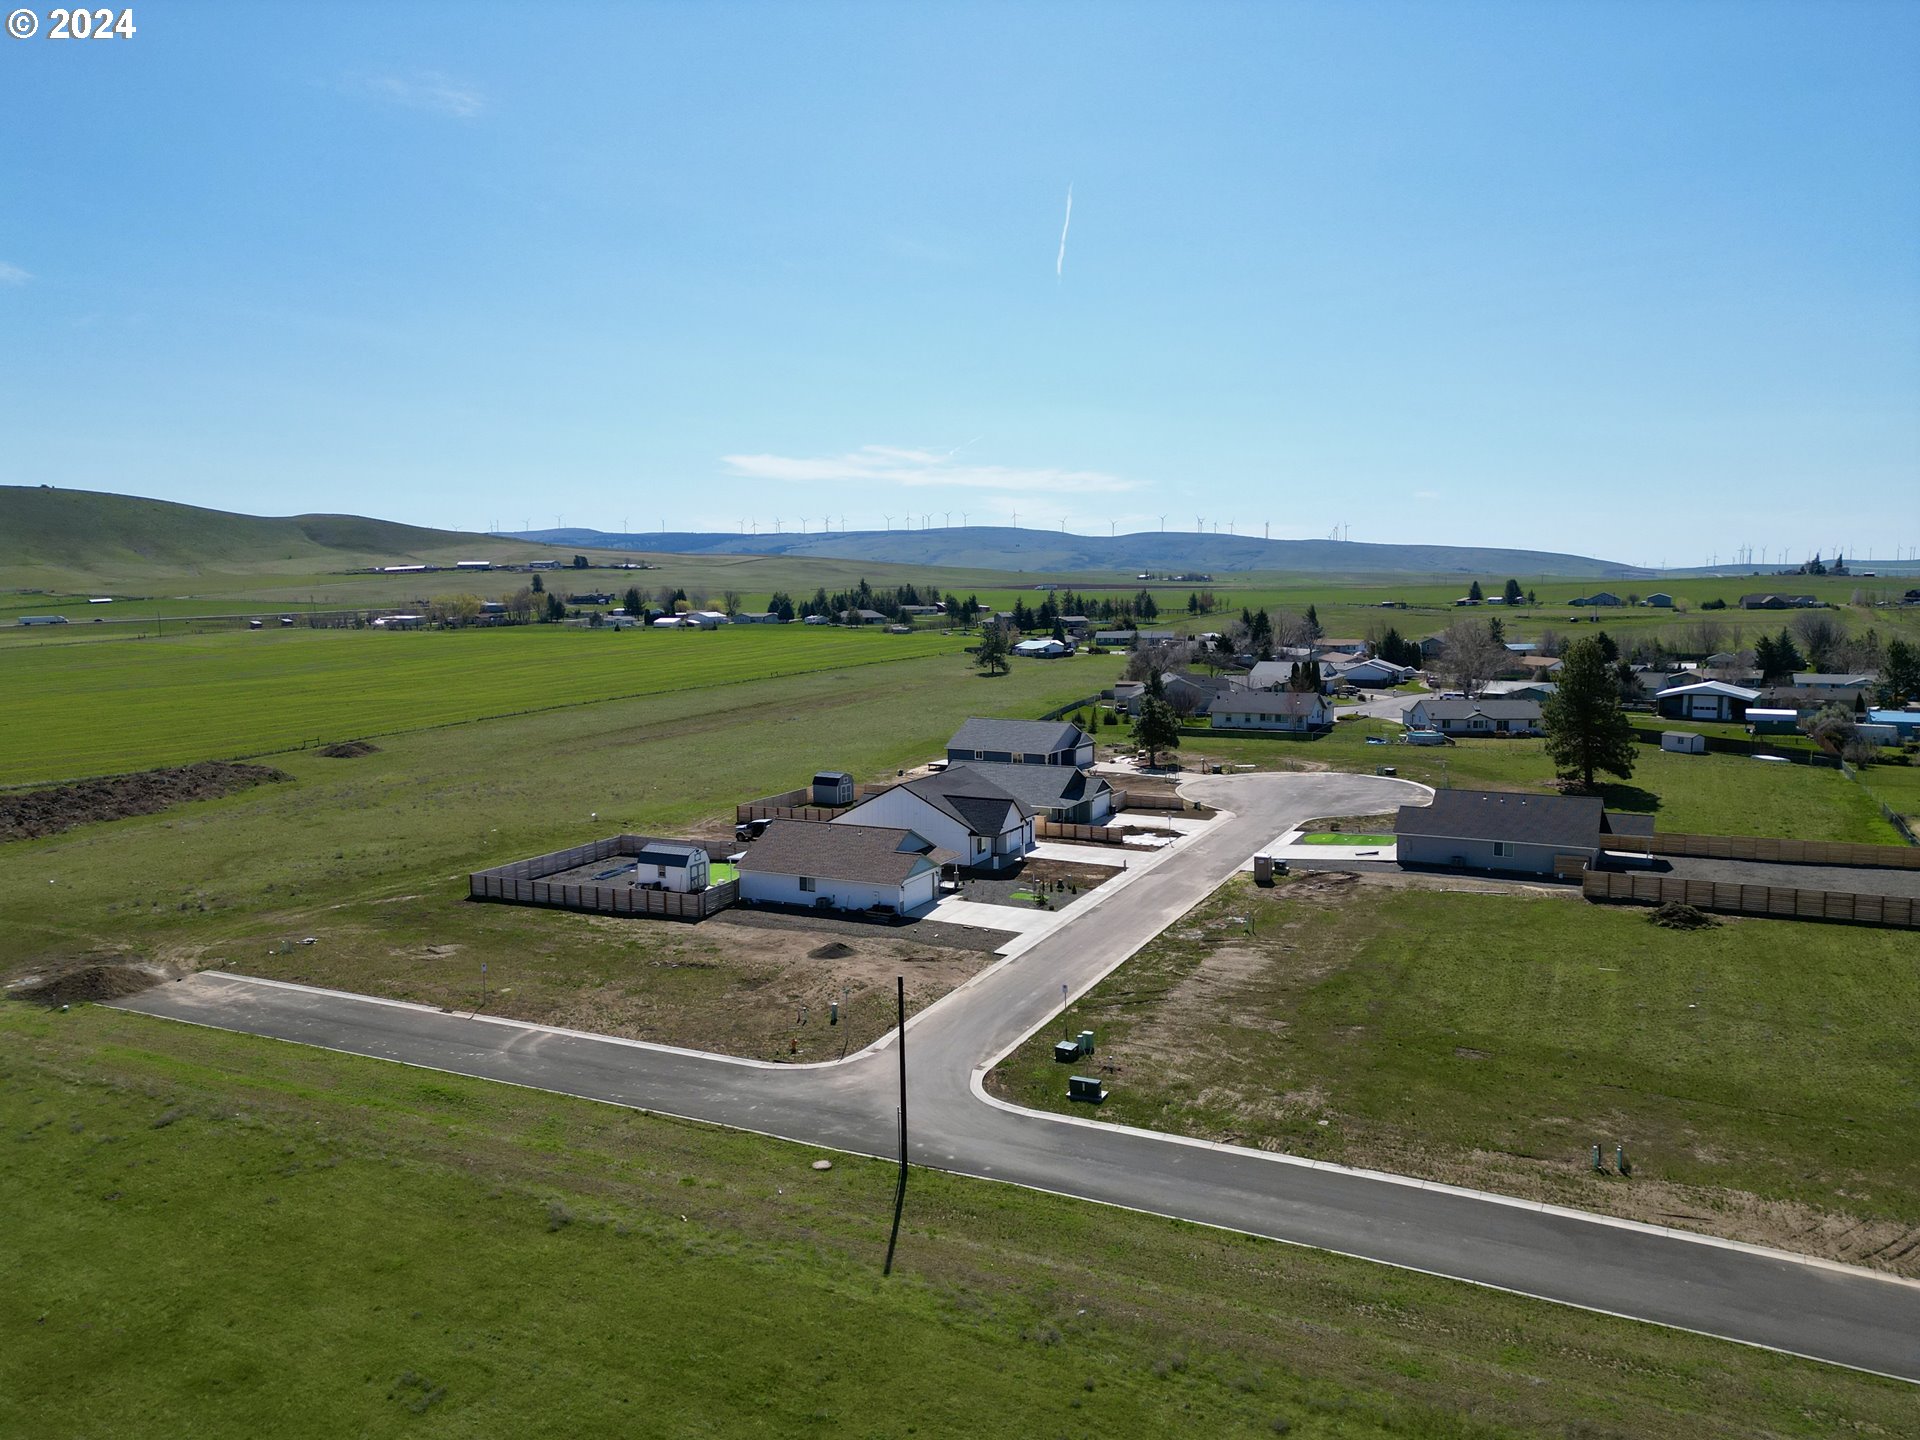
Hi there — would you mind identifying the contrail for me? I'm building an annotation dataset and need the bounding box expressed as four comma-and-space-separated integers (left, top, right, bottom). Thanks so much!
1055, 184, 1072, 279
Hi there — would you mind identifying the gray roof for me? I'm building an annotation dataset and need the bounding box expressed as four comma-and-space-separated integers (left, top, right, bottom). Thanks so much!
898, 765, 1033, 834
1791, 673, 1873, 686
634, 842, 707, 868
1396, 790, 1605, 850
812, 770, 854, 785
947, 717, 1092, 756
1411, 698, 1543, 721
954, 762, 1111, 814
1213, 691, 1327, 717
743, 820, 950, 884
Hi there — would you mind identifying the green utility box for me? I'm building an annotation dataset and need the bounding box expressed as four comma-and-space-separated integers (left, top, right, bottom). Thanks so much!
1054, 1040, 1080, 1063
1068, 1075, 1105, 1104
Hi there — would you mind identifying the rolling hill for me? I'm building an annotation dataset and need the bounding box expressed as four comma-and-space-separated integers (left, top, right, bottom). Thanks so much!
511, 525, 1652, 578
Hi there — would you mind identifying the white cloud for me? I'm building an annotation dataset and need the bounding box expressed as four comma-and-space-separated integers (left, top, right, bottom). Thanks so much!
0, 260, 30, 285
721, 445, 1140, 496
348, 69, 485, 120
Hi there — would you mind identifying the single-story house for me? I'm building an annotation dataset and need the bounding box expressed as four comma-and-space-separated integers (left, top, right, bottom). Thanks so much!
1394, 790, 1652, 877
1161, 670, 1238, 717
1210, 691, 1333, 733
1654, 680, 1761, 723
1325, 656, 1416, 688
1867, 708, 1920, 739
1013, 637, 1071, 659
1315, 638, 1370, 657
1740, 593, 1819, 610
834, 766, 1035, 871
843, 608, 889, 625
1479, 679, 1558, 702
1760, 686, 1864, 715
1569, 592, 1624, 607
1644, 593, 1675, 608
1661, 730, 1708, 754
632, 842, 711, 893
1791, 673, 1875, 696
1057, 615, 1092, 636
731, 611, 785, 624
958, 762, 1114, 825
738, 820, 950, 914
947, 717, 1096, 768
1401, 698, 1544, 736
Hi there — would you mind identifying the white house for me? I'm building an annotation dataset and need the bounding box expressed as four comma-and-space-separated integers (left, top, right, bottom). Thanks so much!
631, 842, 711, 893
1210, 692, 1332, 733
1012, 637, 1071, 659
651, 615, 685, 629
833, 767, 1034, 871
683, 610, 729, 629
1402, 698, 1544, 736
738, 820, 948, 914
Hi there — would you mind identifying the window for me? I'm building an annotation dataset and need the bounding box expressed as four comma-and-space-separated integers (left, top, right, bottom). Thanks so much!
799, 876, 816, 892
1492, 842, 1514, 858
973, 750, 985, 760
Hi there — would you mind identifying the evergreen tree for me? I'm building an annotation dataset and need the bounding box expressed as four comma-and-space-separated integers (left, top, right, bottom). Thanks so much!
622, 586, 644, 616
530, 572, 544, 594
974, 623, 1010, 676
1132, 696, 1182, 768
1541, 637, 1637, 789
542, 592, 567, 623
1187, 592, 1200, 615
1305, 603, 1321, 637
1468, 580, 1483, 602
1592, 629, 1618, 663
1881, 638, 1920, 704
1488, 616, 1505, 646
1503, 578, 1524, 605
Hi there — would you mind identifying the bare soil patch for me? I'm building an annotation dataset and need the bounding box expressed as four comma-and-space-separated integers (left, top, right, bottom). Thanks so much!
316, 740, 380, 759
6, 953, 179, 1006
0, 762, 288, 842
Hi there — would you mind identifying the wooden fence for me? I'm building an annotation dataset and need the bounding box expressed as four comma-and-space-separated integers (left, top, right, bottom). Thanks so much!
735, 783, 890, 825
1116, 789, 1188, 812
1582, 869, 1917, 928
1602, 831, 1920, 870
469, 834, 738, 920
1036, 819, 1127, 844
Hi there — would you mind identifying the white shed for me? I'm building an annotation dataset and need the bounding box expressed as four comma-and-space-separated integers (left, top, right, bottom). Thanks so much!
1660, 731, 1708, 754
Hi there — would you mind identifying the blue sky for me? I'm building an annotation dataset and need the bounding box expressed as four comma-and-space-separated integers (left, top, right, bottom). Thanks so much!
3, 0, 1916, 566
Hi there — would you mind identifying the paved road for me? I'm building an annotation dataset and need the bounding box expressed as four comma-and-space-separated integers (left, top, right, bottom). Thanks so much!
111, 772, 1920, 1383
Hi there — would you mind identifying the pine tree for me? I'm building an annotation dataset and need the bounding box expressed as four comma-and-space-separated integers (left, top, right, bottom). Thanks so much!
1468, 581, 1483, 602
1541, 637, 1636, 789
1132, 696, 1182, 768
1503, 578, 1524, 605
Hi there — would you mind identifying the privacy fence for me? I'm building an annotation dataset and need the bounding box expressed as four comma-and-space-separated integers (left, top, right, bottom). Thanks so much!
1602, 831, 1920, 870
736, 783, 891, 825
469, 834, 738, 919
1583, 869, 1917, 929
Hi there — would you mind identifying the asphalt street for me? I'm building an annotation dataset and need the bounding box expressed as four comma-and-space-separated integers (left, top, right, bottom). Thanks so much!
111, 771, 1920, 1383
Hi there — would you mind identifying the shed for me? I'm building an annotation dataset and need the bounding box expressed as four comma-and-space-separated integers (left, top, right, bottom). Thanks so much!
632, 842, 711, 893
811, 770, 855, 807
1746, 707, 1801, 735
1660, 731, 1707, 754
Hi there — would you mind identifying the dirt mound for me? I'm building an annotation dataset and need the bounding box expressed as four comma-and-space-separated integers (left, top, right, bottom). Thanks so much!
6, 955, 175, 1006
1646, 901, 1720, 931
318, 740, 380, 759
0, 762, 289, 842
809, 942, 856, 960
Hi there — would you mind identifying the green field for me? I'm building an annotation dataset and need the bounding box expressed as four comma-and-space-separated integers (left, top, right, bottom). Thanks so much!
5, 1005, 1911, 1440
993, 878, 1920, 1269
1299, 832, 1395, 846
0, 625, 994, 785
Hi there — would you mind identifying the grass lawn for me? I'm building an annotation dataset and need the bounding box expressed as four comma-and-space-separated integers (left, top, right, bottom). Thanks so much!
992, 876, 1920, 1272
1855, 761, 1920, 829
4, 1005, 1912, 1440
1299, 832, 1395, 845
1181, 719, 1906, 844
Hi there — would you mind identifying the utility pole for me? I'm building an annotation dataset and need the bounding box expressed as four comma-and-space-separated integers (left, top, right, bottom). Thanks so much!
883, 976, 908, 1276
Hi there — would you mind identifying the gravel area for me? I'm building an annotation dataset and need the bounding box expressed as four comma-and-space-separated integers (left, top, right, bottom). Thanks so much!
1631, 854, 1920, 901
711, 905, 1014, 954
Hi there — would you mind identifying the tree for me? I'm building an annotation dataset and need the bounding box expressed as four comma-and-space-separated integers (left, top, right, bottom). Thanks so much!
721, 589, 743, 616
1304, 604, 1321, 638
1132, 696, 1182, 769
1799, 703, 1857, 757
1790, 611, 1847, 672
974, 622, 1010, 676
1502, 578, 1524, 605
622, 586, 645, 617
1881, 638, 1920, 704
504, 587, 535, 623
1592, 630, 1619, 664
1541, 637, 1637, 789
1753, 630, 1804, 683
1487, 616, 1505, 646
1468, 580, 1484, 602
1287, 659, 1322, 693
542, 592, 567, 623
530, 572, 544, 594
571, 554, 590, 569
1437, 619, 1507, 696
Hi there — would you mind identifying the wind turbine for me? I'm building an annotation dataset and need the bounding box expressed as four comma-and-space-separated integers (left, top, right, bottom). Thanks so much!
1158, 515, 1166, 532
800, 518, 808, 534
961, 512, 968, 527
1012, 508, 1018, 527
774, 517, 783, 534
943, 512, 951, 528
1196, 516, 1204, 533
883, 514, 892, 531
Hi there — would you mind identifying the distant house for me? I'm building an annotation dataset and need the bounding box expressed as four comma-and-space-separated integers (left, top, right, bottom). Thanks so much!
955, 762, 1115, 825
1791, 673, 1875, 696
1644, 593, 1675, 608
1210, 691, 1332, 733
1739, 593, 1819, 610
1517, 655, 1564, 679
632, 842, 711, 894
1012, 637, 1071, 659
651, 615, 685, 629
1866, 708, 1920, 740
1569, 592, 1624, 607
1057, 615, 1092, 636
1315, 638, 1370, 657
1479, 679, 1558, 703
1402, 698, 1544, 736
1325, 657, 1415, 688
1746, 707, 1801, 735
843, 608, 888, 625
1759, 686, 1865, 716
731, 611, 784, 624
1418, 636, 1446, 660
683, 610, 729, 629
946, 717, 1096, 768
1654, 680, 1761, 722
1161, 670, 1237, 718
739, 820, 949, 914
1394, 790, 1653, 877
834, 767, 1034, 871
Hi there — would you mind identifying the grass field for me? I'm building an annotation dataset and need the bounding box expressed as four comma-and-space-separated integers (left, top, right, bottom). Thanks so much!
0, 643, 1118, 1056
991, 876, 1920, 1272
5, 1004, 1913, 1440
0, 624, 996, 786
1180, 718, 1907, 843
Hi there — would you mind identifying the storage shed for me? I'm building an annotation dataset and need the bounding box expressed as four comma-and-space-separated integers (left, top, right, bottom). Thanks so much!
632, 842, 710, 893
1660, 731, 1707, 754
811, 770, 855, 807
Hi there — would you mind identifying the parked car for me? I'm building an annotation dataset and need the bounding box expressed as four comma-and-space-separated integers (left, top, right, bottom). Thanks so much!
734, 818, 772, 841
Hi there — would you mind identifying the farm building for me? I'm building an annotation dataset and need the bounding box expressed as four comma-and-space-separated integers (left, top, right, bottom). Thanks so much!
1739, 593, 1819, 609
1867, 709, 1920, 740
1661, 731, 1708, 754
1210, 692, 1332, 733
633, 842, 711, 893
1013, 637, 1071, 658
957, 762, 1115, 825
834, 766, 1035, 871
1655, 680, 1761, 722
1401, 698, 1544, 736
1746, 707, 1801, 735
738, 820, 950, 914
1569, 592, 1624, 607
946, 717, 1096, 768
651, 615, 685, 628
1395, 790, 1653, 878
1644, 592, 1674, 607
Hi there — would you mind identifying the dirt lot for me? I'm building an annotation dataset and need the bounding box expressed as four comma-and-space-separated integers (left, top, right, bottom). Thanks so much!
954, 858, 1115, 910
0, 762, 288, 842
